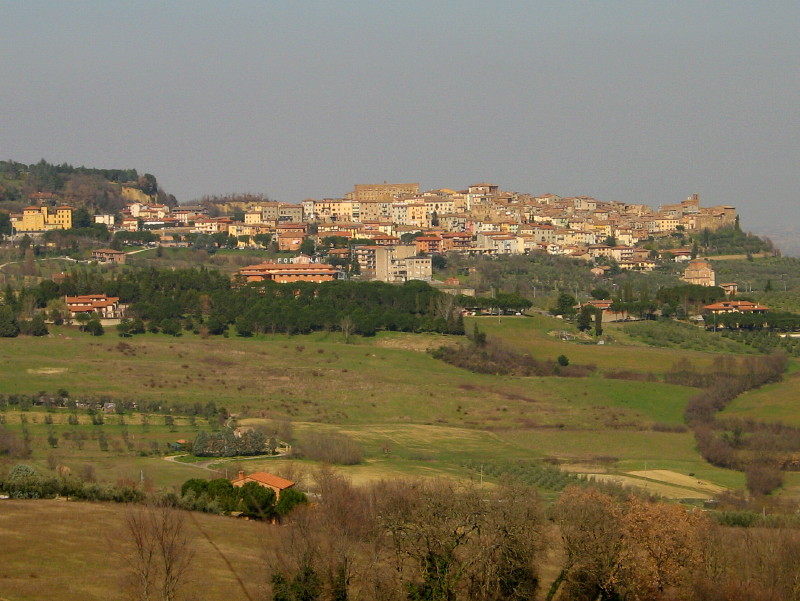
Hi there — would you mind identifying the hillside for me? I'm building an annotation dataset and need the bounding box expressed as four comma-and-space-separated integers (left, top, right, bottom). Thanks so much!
0, 499, 268, 601
0, 318, 749, 498
0, 159, 175, 214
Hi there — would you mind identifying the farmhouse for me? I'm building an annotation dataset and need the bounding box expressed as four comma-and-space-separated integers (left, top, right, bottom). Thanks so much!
65, 294, 127, 319
231, 470, 295, 500
92, 248, 127, 264
704, 300, 769, 315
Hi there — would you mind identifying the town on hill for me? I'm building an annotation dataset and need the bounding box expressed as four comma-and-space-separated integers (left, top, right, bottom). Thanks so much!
1, 159, 773, 287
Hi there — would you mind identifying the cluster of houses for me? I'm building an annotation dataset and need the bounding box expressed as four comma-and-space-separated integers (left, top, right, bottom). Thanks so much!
8, 181, 738, 285
577, 258, 768, 323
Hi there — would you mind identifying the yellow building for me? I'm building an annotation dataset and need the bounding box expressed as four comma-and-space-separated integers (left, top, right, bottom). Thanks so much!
347, 182, 419, 202
19, 206, 74, 232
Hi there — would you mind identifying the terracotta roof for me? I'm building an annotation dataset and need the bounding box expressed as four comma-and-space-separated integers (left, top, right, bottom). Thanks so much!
231, 471, 294, 490
704, 301, 768, 312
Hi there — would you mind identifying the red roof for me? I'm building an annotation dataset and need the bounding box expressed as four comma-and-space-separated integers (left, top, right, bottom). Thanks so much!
231, 471, 294, 490
704, 301, 768, 312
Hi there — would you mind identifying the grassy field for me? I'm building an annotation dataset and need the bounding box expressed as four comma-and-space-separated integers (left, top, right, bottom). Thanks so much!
0, 312, 776, 499
0, 499, 269, 601
722, 367, 800, 425
470, 315, 724, 373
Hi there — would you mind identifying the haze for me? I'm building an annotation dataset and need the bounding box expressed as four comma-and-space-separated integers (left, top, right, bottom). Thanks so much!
2, 2, 798, 251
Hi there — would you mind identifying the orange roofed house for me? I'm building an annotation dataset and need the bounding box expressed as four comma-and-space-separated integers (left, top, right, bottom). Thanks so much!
231, 471, 295, 499
65, 294, 127, 319
704, 300, 769, 315
237, 261, 341, 284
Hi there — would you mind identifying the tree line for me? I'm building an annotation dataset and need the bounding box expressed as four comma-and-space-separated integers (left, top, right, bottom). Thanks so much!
667, 353, 792, 494
7, 267, 467, 338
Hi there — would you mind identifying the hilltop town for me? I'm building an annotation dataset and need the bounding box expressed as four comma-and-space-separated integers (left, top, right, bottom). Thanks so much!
5, 175, 747, 284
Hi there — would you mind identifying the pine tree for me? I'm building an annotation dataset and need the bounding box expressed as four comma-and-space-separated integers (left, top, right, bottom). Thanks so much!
0, 305, 19, 337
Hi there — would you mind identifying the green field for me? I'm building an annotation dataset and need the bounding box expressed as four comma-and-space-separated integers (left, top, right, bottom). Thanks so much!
0, 314, 752, 499
722, 366, 800, 425
470, 315, 724, 373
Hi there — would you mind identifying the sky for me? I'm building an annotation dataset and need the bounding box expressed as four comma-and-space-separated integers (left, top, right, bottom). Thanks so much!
2, 1, 799, 251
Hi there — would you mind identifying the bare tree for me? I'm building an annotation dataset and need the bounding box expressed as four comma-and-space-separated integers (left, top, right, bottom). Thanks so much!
340, 316, 355, 344
117, 503, 195, 601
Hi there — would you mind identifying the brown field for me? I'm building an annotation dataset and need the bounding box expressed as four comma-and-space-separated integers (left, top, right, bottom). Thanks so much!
0, 499, 270, 601
627, 469, 726, 495
580, 473, 715, 499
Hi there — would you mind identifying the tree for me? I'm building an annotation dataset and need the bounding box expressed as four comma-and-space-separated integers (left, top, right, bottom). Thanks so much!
204, 314, 227, 336
72, 207, 93, 228
299, 238, 316, 256
117, 319, 133, 337
85, 319, 104, 336
552, 487, 623, 601
139, 173, 158, 196
237, 481, 276, 519
339, 316, 355, 343
254, 233, 272, 248
471, 322, 487, 347
117, 503, 194, 601
160, 319, 182, 337
551, 293, 577, 317
594, 307, 603, 337
275, 488, 308, 517
590, 288, 610, 300
0, 305, 19, 337
615, 497, 707, 600
22, 248, 36, 276
28, 313, 48, 336
235, 316, 254, 337
577, 306, 593, 332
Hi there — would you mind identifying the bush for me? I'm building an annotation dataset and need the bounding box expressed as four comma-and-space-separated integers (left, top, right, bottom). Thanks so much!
745, 461, 784, 496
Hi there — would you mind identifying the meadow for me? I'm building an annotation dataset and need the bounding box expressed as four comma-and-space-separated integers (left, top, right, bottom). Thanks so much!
0, 312, 765, 500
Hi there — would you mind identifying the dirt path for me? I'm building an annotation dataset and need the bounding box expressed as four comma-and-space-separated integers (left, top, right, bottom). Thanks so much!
162, 454, 221, 471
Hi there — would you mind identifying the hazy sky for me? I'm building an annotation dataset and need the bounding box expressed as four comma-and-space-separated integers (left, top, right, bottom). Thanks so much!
2, 2, 798, 249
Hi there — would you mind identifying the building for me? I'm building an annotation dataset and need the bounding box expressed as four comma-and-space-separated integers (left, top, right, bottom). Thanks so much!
64, 295, 127, 319
704, 300, 769, 315
682, 258, 716, 287
237, 261, 341, 284
92, 248, 127, 264
230, 470, 295, 500
19, 205, 74, 232
374, 245, 432, 283
347, 182, 419, 202
94, 214, 115, 227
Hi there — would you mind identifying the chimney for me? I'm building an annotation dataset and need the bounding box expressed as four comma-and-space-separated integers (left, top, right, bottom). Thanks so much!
238, 470, 245, 480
